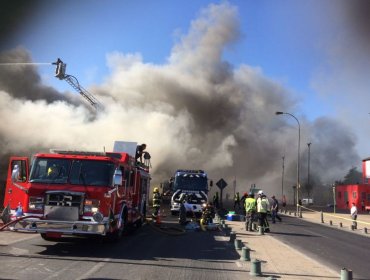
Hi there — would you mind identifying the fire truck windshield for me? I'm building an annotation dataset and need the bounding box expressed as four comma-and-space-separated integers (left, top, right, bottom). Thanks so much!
173, 174, 207, 192
29, 158, 115, 186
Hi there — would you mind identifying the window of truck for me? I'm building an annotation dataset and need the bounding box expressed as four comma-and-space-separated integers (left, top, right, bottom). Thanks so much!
11, 160, 27, 182
70, 160, 115, 186
174, 174, 207, 192
29, 158, 115, 186
29, 158, 70, 184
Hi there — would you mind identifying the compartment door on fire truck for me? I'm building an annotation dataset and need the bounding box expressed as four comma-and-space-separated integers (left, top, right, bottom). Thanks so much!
4, 157, 29, 209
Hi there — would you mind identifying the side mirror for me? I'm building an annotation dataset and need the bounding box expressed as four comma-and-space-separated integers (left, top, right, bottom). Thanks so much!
11, 165, 20, 183
113, 169, 123, 187
209, 180, 213, 187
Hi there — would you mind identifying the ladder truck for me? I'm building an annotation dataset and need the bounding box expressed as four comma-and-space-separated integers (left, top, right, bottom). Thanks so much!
52, 58, 103, 110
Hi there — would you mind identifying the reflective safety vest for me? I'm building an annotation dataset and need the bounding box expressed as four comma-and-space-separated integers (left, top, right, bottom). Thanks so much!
153, 192, 161, 208
257, 197, 269, 213
245, 197, 256, 212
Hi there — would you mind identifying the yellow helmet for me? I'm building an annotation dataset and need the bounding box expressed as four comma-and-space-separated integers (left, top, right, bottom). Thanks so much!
154, 187, 159, 193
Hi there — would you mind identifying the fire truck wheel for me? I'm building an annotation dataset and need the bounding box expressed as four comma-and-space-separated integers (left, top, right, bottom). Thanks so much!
107, 208, 128, 242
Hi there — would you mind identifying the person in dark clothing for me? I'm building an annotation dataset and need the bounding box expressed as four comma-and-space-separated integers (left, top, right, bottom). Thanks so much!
201, 203, 215, 225
135, 144, 147, 163
271, 195, 282, 223
213, 192, 219, 209
234, 192, 241, 210
240, 193, 248, 216
152, 187, 162, 220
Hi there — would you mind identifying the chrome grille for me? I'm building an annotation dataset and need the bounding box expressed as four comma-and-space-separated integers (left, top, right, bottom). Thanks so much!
45, 191, 84, 215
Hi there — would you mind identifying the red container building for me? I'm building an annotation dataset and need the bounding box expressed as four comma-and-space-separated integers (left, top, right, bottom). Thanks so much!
335, 157, 370, 211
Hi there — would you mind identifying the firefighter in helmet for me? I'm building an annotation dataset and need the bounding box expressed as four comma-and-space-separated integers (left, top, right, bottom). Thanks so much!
256, 190, 270, 233
152, 187, 162, 220
200, 202, 215, 225
178, 193, 188, 225
47, 164, 59, 178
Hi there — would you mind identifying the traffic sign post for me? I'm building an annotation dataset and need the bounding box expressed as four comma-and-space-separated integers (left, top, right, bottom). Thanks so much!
216, 179, 228, 209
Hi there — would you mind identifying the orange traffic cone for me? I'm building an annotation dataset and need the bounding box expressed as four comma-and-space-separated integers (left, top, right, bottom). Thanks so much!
156, 210, 162, 225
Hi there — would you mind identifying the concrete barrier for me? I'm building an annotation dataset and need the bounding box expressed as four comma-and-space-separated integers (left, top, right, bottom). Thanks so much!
234, 239, 242, 250
340, 268, 352, 280
240, 246, 250, 261
249, 259, 262, 276
258, 226, 264, 235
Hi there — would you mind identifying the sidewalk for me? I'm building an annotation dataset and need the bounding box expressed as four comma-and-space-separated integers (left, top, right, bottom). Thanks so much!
223, 208, 370, 279
292, 207, 370, 236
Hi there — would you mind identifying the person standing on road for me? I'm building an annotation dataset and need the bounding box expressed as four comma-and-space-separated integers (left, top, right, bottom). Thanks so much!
234, 192, 241, 210
245, 192, 256, 231
152, 187, 162, 221
240, 192, 248, 216
351, 202, 358, 229
271, 195, 282, 223
257, 190, 270, 233
213, 192, 219, 209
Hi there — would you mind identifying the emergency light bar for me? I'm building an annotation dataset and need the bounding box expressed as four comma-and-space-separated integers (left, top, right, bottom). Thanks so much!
50, 149, 122, 159
175, 169, 205, 174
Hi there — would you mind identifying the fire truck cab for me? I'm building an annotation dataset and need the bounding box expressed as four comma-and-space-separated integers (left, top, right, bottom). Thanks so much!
3, 148, 150, 241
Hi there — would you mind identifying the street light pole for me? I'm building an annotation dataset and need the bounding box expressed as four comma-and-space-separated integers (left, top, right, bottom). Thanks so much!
282, 155, 285, 202
307, 142, 311, 199
276, 111, 301, 217
333, 184, 336, 214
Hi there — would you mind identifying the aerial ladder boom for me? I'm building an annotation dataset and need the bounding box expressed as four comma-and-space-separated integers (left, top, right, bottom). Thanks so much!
52, 58, 102, 110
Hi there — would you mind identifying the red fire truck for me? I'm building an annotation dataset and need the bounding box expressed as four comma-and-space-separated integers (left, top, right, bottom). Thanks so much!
3, 148, 150, 241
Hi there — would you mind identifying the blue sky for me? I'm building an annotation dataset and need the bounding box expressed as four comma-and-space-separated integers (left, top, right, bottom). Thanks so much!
1, 0, 370, 191
3, 0, 335, 120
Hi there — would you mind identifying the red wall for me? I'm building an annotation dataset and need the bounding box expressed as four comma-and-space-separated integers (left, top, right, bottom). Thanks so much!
335, 184, 370, 210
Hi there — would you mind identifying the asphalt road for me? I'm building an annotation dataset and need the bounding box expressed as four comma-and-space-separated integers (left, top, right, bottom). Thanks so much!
1, 209, 370, 280
0, 217, 249, 280
269, 215, 370, 279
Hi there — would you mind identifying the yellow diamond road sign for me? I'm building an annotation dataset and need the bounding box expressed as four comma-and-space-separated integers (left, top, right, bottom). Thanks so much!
216, 178, 227, 190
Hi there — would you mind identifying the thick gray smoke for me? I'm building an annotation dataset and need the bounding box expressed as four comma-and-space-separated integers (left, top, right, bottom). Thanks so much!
0, 47, 86, 106
0, 2, 361, 201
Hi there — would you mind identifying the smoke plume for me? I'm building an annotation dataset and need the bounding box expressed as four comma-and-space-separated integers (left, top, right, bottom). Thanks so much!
0, 2, 361, 201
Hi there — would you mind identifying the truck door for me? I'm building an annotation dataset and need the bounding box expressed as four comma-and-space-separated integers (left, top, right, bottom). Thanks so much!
139, 177, 149, 217
4, 157, 29, 209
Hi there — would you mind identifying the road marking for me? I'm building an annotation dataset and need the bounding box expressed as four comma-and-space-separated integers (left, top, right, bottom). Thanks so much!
9, 247, 29, 255
76, 258, 111, 280
0, 232, 39, 246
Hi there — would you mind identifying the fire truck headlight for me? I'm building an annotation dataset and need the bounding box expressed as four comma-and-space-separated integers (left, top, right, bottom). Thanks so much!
202, 203, 207, 208
84, 199, 100, 214
29, 196, 44, 211
93, 212, 104, 223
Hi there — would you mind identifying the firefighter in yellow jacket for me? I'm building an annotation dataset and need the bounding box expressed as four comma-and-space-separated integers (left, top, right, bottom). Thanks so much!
152, 187, 162, 220
256, 190, 270, 233
245, 192, 256, 231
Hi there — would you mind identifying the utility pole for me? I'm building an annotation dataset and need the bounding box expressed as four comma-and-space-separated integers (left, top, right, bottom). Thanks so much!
282, 155, 285, 201
307, 142, 311, 198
